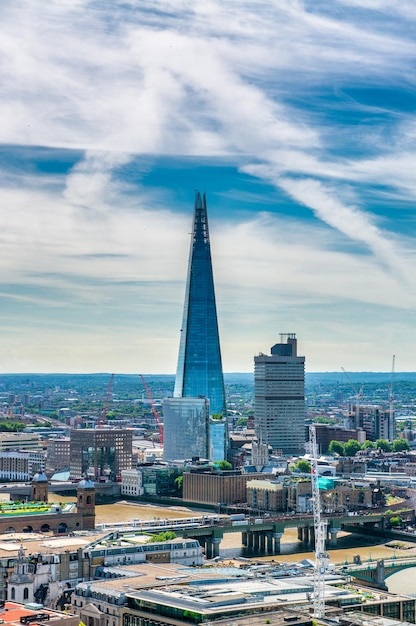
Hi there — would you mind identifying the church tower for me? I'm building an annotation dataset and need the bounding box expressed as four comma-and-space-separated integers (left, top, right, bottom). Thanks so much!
77, 478, 96, 530
31, 472, 48, 502
8, 545, 34, 604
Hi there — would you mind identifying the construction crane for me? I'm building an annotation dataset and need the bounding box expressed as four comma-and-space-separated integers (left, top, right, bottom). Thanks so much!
98, 373, 114, 428
388, 355, 396, 441
309, 424, 329, 619
139, 375, 164, 445
341, 367, 363, 430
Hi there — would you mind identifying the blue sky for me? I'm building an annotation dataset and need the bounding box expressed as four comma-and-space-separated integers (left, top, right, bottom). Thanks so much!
0, 1, 415, 374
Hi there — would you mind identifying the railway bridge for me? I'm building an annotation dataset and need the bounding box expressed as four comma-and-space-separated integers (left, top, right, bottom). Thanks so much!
177, 511, 415, 558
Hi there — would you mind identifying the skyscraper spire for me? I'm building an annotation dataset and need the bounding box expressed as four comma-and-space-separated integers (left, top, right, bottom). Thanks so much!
174, 191, 226, 417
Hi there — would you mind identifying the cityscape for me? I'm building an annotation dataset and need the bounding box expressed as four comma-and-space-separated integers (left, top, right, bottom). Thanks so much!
1, 3, 416, 626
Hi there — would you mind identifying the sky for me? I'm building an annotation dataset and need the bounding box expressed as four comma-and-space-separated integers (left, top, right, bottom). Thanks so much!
1, 1, 416, 375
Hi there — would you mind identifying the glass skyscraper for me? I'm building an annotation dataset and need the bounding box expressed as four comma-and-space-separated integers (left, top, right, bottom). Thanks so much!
164, 191, 227, 462
174, 191, 226, 417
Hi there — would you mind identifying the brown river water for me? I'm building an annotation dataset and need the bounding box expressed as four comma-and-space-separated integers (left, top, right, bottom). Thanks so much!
52, 496, 416, 596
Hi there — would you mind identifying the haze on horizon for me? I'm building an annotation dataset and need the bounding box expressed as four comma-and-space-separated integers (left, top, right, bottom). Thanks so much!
0, 2, 415, 375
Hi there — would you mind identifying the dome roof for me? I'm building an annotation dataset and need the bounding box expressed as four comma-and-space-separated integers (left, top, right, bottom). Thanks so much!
32, 472, 48, 482
77, 478, 95, 489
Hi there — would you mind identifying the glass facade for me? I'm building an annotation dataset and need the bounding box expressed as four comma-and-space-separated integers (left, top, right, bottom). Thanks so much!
174, 191, 226, 417
163, 397, 209, 461
209, 419, 226, 462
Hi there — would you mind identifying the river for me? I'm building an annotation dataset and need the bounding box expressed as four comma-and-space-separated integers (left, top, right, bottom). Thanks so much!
52, 496, 416, 596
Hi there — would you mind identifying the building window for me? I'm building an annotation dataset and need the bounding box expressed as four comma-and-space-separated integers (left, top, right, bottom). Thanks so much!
23, 588, 29, 600
10, 588, 15, 600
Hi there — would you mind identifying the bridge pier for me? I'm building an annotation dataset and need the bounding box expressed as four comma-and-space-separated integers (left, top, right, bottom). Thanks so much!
247, 531, 254, 549
329, 527, 341, 547
298, 527, 303, 541
242, 531, 247, 546
303, 527, 309, 543
273, 532, 283, 554
205, 539, 212, 559
212, 538, 221, 558
253, 533, 260, 551
259, 533, 266, 551
266, 532, 273, 552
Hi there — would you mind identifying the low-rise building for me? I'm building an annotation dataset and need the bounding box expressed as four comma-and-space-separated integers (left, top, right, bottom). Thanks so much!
121, 469, 144, 497
0, 451, 45, 481
183, 468, 274, 505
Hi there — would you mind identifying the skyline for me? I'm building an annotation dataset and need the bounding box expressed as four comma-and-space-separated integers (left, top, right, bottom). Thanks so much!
1, 2, 416, 374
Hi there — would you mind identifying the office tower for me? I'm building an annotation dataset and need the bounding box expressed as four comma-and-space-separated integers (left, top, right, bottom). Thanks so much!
163, 397, 210, 461
69, 429, 132, 481
254, 333, 305, 455
164, 191, 227, 461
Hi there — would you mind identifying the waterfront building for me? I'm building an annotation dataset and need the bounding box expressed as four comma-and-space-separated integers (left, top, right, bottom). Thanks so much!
165, 191, 227, 462
254, 333, 305, 455
120, 468, 144, 497
69, 429, 132, 481
182, 467, 274, 505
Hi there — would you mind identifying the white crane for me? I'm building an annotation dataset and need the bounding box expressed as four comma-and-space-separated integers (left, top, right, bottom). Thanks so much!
309, 424, 329, 619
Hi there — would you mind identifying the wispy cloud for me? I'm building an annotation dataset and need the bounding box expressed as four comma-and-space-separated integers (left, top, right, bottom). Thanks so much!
0, 1, 416, 371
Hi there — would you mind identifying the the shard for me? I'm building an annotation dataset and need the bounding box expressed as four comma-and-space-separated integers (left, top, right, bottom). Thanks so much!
164, 191, 227, 462
174, 191, 226, 416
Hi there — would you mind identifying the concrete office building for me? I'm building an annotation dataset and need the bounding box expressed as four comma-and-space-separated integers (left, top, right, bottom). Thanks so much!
70, 429, 132, 481
165, 191, 227, 462
255, 334, 305, 455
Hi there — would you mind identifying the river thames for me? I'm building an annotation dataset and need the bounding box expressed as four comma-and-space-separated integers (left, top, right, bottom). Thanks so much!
83, 499, 416, 596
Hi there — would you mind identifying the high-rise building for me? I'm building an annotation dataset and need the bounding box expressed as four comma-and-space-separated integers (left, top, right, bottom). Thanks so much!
254, 333, 305, 455
164, 191, 227, 462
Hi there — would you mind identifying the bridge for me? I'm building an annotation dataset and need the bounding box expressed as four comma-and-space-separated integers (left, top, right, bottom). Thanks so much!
341, 556, 416, 590
176, 510, 415, 558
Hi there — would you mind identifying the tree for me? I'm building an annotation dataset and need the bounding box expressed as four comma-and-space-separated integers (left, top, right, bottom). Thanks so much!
328, 440, 344, 456
375, 438, 392, 452
174, 475, 183, 495
389, 515, 402, 527
343, 439, 362, 457
146, 531, 176, 543
295, 459, 311, 473
392, 438, 410, 452
362, 440, 375, 449
217, 460, 232, 470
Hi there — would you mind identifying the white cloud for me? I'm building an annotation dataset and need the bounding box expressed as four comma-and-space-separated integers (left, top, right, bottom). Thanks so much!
1, 1, 416, 371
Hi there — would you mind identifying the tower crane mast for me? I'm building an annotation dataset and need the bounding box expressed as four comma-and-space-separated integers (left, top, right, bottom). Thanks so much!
309, 424, 329, 619
140, 375, 164, 445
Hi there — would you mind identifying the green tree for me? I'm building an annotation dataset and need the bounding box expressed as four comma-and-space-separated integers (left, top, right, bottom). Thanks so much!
392, 438, 410, 452
295, 459, 311, 473
328, 440, 344, 456
375, 438, 392, 452
146, 531, 177, 543
343, 439, 362, 457
217, 460, 232, 470
174, 475, 183, 495
362, 440, 375, 449
313, 416, 335, 424
389, 515, 402, 527
236, 417, 248, 427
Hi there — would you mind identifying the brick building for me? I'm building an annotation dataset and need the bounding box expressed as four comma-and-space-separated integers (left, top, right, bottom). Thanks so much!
183, 469, 274, 505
